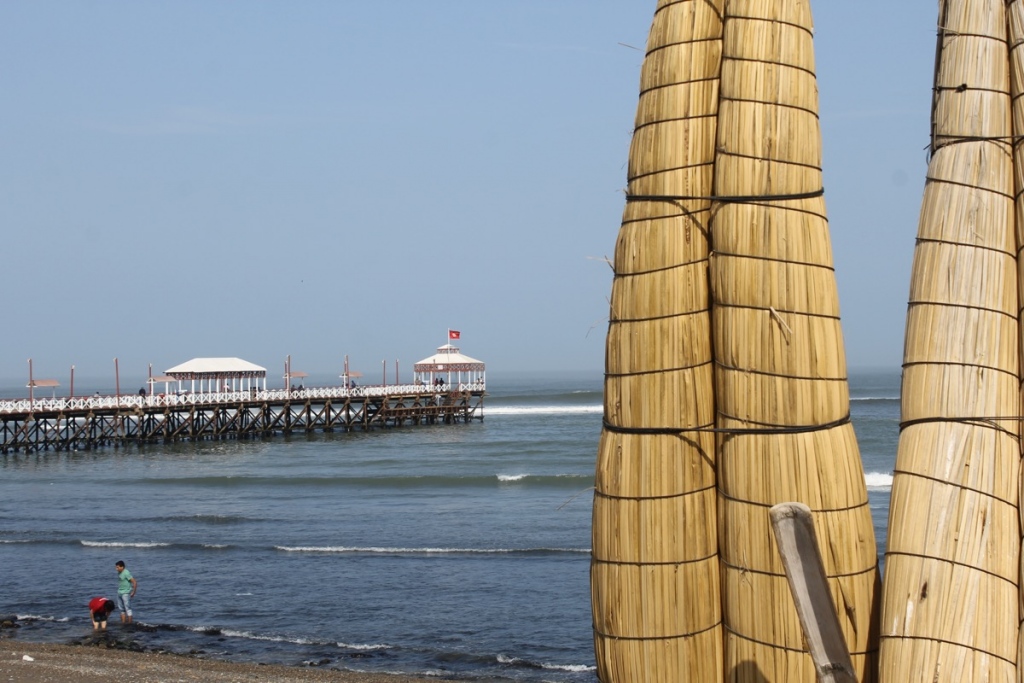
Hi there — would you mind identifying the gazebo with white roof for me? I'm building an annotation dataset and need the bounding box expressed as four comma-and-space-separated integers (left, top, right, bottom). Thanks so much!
164, 358, 268, 394
413, 344, 485, 387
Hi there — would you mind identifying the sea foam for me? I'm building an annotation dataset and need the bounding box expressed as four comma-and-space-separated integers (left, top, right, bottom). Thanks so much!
274, 545, 589, 555
486, 405, 602, 416
80, 540, 170, 548
864, 472, 893, 490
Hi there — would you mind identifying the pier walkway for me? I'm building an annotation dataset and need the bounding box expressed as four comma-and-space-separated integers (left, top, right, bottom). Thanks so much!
0, 382, 485, 454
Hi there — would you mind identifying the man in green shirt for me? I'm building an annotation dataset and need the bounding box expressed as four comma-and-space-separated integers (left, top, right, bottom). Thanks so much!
115, 561, 138, 624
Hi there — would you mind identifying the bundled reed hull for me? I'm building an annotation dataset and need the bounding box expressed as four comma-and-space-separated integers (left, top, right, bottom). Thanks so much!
711, 1, 879, 680
879, 2, 1020, 682
592, 1, 725, 681
1009, 2, 1024, 675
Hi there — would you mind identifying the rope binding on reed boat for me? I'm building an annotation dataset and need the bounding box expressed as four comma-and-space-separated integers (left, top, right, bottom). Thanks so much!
898, 414, 1024, 438
594, 481, 716, 503
591, 619, 721, 642
625, 188, 824, 204
888, 470, 1017, 509
590, 544, 717, 565
601, 412, 851, 437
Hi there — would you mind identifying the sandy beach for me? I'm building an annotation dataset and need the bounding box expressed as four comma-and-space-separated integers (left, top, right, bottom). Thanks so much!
0, 641, 453, 683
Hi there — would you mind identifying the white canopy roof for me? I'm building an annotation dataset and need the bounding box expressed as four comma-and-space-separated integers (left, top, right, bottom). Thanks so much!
165, 358, 267, 377
414, 345, 485, 371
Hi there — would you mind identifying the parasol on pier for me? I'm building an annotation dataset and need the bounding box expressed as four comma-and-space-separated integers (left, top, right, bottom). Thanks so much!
27, 378, 60, 399
147, 375, 177, 394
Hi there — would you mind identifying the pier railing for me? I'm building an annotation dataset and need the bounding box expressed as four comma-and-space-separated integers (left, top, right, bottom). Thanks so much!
0, 382, 486, 415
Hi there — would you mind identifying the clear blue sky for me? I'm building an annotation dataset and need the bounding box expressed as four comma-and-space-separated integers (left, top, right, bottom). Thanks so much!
0, 1, 934, 385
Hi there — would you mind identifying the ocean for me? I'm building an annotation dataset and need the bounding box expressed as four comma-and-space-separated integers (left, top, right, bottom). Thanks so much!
0, 369, 900, 682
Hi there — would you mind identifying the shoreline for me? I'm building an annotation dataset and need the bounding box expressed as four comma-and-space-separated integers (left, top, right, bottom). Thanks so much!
0, 640, 457, 683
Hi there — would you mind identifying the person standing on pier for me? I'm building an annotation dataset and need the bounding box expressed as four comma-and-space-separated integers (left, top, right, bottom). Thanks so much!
115, 561, 137, 624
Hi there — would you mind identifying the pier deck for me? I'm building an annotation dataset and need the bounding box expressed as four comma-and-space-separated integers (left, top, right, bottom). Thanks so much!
0, 383, 485, 454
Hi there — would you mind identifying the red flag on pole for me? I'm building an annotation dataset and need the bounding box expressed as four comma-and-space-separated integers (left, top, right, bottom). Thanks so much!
449, 330, 461, 340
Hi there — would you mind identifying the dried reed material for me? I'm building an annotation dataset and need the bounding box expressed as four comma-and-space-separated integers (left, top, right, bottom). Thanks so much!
592, 0, 725, 680
931, 4, 1011, 150
1004, 2, 1024, 678
710, 1, 880, 680
879, 1, 1019, 681
593, 636, 724, 683
885, 430, 1017, 582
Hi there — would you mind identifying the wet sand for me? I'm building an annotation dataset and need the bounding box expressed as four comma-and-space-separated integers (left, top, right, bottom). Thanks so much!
0, 641, 456, 683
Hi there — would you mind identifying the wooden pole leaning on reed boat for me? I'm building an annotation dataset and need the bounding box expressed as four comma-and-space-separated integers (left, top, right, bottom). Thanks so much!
770, 503, 857, 683
878, 2, 1021, 682
591, 1, 725, 682
710, 0, 879, 680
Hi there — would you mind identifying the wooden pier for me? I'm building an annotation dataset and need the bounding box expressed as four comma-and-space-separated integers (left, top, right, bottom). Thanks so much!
0, 383, 485, 454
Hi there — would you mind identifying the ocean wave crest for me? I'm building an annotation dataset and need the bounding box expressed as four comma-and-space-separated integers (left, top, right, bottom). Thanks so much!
337, 641, 391, 651
865, 471, 893, 490
188, 626, 313, 644
542, 662, 597, 673
80, 540, 171, 548
139, 473, 592, 489
486, 405, 601, 416
496, 653, 595, 673
183, 625, 391, 652
275, 546, 589, 555
496, 473, 591, 486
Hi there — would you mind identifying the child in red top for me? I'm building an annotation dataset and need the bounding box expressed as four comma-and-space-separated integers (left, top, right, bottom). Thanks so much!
88, 597, 115, 630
